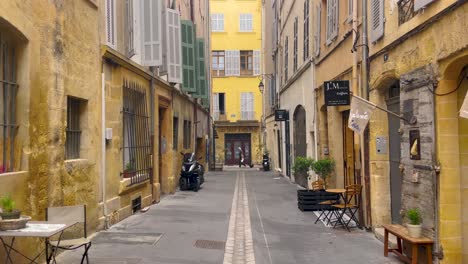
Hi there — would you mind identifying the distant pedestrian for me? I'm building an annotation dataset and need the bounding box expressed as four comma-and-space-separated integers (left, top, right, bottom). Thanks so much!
238, 147, 246, 167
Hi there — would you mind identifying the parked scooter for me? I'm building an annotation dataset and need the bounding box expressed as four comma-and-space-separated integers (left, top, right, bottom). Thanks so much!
262, 153, 270, 171
179, 152, 205, 192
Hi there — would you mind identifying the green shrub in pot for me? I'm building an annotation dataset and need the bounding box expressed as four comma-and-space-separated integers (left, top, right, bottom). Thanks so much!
311, 159, 335, 189
0, 194, 21, 220
406, 208, 422, 238
292, 157, 314, 179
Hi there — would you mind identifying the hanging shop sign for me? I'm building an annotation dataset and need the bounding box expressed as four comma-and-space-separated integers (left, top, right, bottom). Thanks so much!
324, 80, 350, 106
275, 109, 289, 121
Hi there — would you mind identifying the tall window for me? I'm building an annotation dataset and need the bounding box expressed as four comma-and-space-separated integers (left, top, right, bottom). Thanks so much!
212, 51, 225, 77
66, 97, 83, 159
347, 0, 353, 22
239, 14, 253, 32
0, 34, 18, 173
183, 120, 192, 149
240, 50, 253, 76
213, 93, 226, 121
326, 0, 338, 45
105, 0, 117, 48
293, 17, 298, 72
211, 14, 224, 32
240, 93, 254, 120
122, 80, 152, 185
173, 116, 178, 150
284, 37, 288, 82
125, 0, 134, 57
303, 0, 310, 60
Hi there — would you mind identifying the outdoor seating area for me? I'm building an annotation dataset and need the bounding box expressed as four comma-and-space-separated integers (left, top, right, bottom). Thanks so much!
311, 182, 363, 232
0, 204, 91, 264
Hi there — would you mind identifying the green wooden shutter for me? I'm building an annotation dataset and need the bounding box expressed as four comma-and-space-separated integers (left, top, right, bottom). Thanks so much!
193, 38, 208, 99
181, 20, 196, 93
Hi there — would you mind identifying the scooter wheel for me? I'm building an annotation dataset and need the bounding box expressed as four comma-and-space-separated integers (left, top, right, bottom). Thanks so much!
193, 178, 200, 192
179, 178, 188, 191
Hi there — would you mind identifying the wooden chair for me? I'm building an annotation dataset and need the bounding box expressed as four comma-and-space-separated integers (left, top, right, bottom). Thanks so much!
331, 184, 362, 231
311, 179, 324, 191
46, 205, 92, 264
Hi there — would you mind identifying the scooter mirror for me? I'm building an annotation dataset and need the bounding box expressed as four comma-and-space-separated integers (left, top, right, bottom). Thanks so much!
198, 157, 203, 160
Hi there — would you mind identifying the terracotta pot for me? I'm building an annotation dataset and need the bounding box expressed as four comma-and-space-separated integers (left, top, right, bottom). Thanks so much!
407, 223, 422, 238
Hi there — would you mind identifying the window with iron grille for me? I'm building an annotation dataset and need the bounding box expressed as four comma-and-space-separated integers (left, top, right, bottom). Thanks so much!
212, 51, 225, 77
0, 33, 18, 173
122, 80, 152, 185
293, 17, 298, 72
173, 116, 178, 150
303, 0, 309, 61
66, 97, 82, 159
125, 0, 135, 57
398, 0, 415, 25
240, 51, 253, 76
284, 37, 288, 82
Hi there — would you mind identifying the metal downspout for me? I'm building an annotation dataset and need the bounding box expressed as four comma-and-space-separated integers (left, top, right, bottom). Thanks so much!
101, 70, 109, 229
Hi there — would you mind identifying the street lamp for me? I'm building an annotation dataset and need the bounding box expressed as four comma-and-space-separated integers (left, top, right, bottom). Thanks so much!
258, 80, 265, 94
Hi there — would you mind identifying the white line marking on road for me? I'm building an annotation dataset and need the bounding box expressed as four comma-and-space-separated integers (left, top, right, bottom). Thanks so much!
252, 189, 273, 264
223, 171, 256, 264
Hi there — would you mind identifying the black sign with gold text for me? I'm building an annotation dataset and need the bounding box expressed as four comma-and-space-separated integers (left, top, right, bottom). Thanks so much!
324, 80, 350, 106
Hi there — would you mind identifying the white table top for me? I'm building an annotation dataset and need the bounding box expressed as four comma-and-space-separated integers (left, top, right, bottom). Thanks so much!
0, 221, 74, 238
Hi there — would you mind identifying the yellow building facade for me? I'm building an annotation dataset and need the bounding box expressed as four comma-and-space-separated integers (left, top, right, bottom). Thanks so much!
211, 0, 263, 166
366, 1, 468, 263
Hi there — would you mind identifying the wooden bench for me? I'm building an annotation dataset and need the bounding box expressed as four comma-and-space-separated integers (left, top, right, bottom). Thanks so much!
383, 224, 433, 264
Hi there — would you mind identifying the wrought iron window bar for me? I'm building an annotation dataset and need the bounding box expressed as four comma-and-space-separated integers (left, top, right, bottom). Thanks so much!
122, 80, 153, 186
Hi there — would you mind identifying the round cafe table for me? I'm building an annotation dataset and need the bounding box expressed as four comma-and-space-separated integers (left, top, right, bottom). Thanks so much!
326, 188, 347, 201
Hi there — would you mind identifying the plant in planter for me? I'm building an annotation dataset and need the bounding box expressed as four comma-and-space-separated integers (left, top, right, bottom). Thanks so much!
123, 162, 136, 178
0, 194, 21, 220
292, 157, 314, 188
311, 159, 335, 189
406, 208, 422, 238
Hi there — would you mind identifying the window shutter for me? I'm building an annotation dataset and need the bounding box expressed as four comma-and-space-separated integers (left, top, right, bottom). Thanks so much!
194, 38, 208, 98
326, 0, 338, 45
233, 50, 240, 76
248, 93, 254, 119
253, 50, 260, 76
347, 0, 353, 20
240, 93, 246, 119
141, 0, 163, 66
225, 50, 232, 76
105, 0, 117, 49
314, 3, 321, 56
213, 93, 219, 112
166, 8, 182, 83
181, 20, 197, 92
370, 0, 384, 43
414, 0, 436, 11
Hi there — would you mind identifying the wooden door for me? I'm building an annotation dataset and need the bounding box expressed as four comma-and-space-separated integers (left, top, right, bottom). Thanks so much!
224, 134, 251, 165
343, 111, 355, 186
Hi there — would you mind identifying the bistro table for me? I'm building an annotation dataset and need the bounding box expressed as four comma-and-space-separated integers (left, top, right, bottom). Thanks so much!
325, 188, 346, 199
0, 221, 76, 264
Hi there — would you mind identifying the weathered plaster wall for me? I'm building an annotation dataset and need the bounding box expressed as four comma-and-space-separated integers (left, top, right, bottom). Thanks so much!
0, 0, 100, 261
367, 2, 468, 263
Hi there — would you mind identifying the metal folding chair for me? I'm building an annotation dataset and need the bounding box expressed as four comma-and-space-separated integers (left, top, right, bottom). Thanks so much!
45, 205, 91, 264
331, 184, 362, 231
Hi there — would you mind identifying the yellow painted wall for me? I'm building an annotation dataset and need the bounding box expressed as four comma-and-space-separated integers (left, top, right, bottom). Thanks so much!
0, 0, 101, 262
367, 1, 468, 263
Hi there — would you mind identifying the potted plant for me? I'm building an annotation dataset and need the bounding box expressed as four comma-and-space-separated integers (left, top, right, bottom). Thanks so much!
406, 208, 422, 238
0, 194, 21, 220
292, 157, 314, 188
123, 162, 136, 178
311, 159, 335, 189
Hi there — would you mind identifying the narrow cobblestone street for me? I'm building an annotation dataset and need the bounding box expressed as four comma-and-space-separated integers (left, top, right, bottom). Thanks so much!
59, 169, 399, 264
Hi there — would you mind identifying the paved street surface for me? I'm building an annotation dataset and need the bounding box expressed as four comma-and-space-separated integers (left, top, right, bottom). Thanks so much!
59, 168, 399, 264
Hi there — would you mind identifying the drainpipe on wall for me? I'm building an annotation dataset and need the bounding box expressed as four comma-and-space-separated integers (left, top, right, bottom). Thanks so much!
101, 70, 109, 230
149, 66, 155, 203
432, 83, 441, 262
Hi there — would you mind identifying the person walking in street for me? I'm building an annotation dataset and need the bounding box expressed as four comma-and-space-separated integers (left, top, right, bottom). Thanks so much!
238, 147, 246, 167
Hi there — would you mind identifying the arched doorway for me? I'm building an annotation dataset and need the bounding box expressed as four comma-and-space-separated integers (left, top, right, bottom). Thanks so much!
293, 105, 307, 158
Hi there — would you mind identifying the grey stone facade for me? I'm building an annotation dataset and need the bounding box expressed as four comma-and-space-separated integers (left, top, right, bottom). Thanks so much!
399, 65, 437, 238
